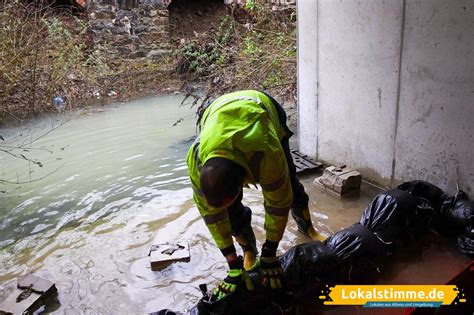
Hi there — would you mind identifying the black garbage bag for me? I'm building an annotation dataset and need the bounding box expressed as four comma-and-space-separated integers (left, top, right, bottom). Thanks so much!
449, 198, 474, 256
151, 310, 190, 315
390, 181, 474, 256
396, 180, 450, 212
419, 187, 474, 239
325, 223, 389, 260
324, 223, 389, 283
280, 241, 343, 292
182, 242, 341, 315
446, 197, 474, 227
359, 189, 435, 245
195, 283, 296, 315
457, 225, 474, 256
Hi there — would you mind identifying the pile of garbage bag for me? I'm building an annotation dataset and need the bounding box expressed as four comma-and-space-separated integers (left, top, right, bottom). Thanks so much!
397, 181, 474, 255
156, 181, 473, 315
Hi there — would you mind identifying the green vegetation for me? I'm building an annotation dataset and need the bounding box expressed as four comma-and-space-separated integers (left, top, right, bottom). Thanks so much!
176, 0, 297, 105
0, 0, 297, 123
0, 1, 170, 124
180, 15, 234, 76
0, 0, 109, 123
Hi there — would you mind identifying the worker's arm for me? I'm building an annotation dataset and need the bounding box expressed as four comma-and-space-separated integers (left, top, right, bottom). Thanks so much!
192, 188, 236, 258
192, 185, 255, 299
253, 145, 292, 289
260, 145, 293, 246
187, 141, 237, 260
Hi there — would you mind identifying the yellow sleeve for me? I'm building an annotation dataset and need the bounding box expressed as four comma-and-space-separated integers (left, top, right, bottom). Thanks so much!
187, 142, 234, 253
259, 145, 293, 242
190, 176, 234, 252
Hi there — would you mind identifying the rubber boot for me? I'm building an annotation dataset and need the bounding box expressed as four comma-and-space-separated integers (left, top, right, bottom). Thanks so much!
234, 224, 258, 270
234, 237, 257, 270
291, 208, 327, 241
243, 251, 256, 271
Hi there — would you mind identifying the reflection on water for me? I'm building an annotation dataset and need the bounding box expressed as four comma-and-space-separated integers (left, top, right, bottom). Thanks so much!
0, 95, 224, 313
0, 95, 195, 248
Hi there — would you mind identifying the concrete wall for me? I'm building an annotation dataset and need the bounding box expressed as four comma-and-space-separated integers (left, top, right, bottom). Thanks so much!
297, 0, 474, 194
296, 1, 318, 158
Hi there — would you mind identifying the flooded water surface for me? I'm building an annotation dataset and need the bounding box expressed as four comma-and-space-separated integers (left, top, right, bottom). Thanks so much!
0, 95, 470, 315
0, 95, 225, 313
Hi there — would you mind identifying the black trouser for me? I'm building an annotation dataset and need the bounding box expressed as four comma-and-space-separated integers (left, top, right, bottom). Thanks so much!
228, 92, 310, 249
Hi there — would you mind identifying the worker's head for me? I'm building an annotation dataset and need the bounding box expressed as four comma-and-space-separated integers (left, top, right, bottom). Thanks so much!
200, 157, 245, 208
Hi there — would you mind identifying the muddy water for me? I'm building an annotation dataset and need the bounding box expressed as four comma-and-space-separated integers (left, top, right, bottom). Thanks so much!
0, 95, 338, 314
0, 95, 223, 313
0, 92, 320, 313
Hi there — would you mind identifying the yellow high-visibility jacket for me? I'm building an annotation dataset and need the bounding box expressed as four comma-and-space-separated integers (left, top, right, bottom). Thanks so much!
186, 90, 293, 253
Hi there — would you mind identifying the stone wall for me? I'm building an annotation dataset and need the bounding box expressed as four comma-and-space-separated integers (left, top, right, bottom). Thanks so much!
224, 0, 295, 7
85, 0, 293, 60
86, 0, 171, 60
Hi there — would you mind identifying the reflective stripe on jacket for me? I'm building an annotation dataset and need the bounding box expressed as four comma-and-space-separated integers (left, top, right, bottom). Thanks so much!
186, 90, 293, 252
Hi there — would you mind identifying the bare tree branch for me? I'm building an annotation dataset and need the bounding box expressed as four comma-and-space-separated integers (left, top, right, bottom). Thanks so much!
0, 166, 61, 185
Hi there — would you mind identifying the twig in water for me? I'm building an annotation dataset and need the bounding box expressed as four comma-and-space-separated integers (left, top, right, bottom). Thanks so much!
0, 165, 62, 185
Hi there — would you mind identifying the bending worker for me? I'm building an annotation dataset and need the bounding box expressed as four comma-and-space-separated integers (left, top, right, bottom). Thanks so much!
186, 90, 324, 299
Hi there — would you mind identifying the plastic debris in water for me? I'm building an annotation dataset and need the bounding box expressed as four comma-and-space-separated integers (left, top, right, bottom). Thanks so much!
108, 90, 118, 97
149, 242, 190, 271
16, 284, 34, 303
161, 244, 185, 255
53, 96, 65, 111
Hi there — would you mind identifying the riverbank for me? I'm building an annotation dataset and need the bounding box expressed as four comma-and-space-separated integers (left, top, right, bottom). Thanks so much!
0, 1, 297, 127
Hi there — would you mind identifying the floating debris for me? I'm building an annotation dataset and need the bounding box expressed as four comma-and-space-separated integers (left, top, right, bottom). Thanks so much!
149, 241, 190, 271
0, 274, 57, 315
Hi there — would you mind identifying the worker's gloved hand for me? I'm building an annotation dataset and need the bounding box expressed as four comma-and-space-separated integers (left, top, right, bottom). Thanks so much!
258, 256, 284, 289
212, 260, 254, 300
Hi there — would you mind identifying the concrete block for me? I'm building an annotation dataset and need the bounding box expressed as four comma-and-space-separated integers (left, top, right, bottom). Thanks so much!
149, 242, 190, 271
314, 165, 361, 197
0, 274, 57, 315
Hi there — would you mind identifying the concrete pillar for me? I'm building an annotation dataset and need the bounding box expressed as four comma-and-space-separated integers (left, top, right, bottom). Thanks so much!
298, 0, 404, 186
296, 0, 318, 158
297, 0, 474, 193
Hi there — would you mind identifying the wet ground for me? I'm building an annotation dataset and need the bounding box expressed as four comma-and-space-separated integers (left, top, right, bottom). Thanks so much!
0, 95, 470, 314
293, 175, 471, 315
